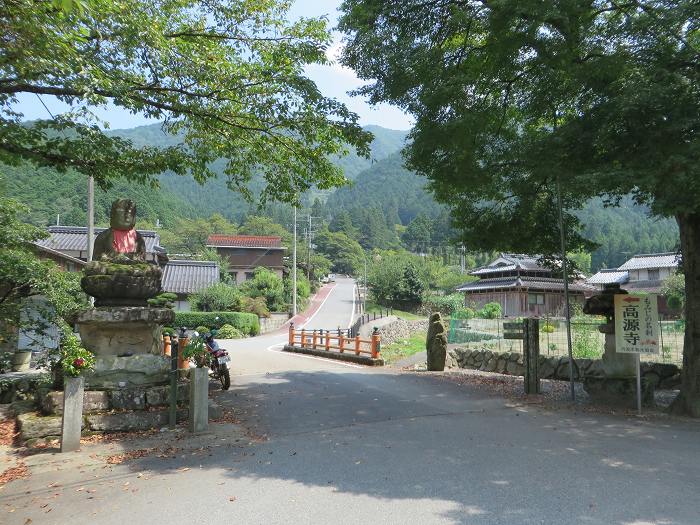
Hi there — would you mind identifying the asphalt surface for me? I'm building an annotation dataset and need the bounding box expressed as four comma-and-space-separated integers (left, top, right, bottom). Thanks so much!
3, 276, 700, 524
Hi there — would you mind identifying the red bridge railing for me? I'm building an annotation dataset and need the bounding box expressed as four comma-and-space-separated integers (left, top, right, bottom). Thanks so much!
288, 324, 381, 359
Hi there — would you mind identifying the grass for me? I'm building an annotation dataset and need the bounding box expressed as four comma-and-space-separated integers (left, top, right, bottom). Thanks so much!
380, 331, 427, 364
365, 302, 426, 321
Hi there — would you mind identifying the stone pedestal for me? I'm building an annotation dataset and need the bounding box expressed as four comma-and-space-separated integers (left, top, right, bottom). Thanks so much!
77, 307, 174, 389
582, 322, 646, 407
189, 367, 209, 433
60, 376, 84, 452
599, 322, 636, 376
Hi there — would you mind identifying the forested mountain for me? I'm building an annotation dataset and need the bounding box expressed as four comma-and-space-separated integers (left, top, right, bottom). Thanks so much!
2, 122, 678, 272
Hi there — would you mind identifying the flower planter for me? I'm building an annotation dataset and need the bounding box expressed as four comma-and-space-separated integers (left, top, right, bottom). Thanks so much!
11, 350, 32, 372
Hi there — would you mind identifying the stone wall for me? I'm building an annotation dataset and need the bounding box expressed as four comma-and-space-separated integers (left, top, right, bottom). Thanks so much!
259, 312, 290, 334
378, 319, 429, 346
448, 347, 681, 390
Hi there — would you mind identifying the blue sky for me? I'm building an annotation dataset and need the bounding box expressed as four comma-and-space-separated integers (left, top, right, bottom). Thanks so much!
14, 1, 412, 131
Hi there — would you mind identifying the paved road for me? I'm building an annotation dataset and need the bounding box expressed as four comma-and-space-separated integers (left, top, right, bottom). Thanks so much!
3, 276, 700, 524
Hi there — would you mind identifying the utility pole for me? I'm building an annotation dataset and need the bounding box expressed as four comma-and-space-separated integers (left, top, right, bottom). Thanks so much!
556, 176, 575, 402
87, 176, 95, 306
460, 245, 466, 274
363, 257, 367, 313
292, 206, 297, 317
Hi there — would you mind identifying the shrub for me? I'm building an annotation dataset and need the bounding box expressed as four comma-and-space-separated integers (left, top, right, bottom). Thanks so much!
421, 293, 464, 316
241, 296, 270, 318
240, 268, 285, 311
217, 324, 243, 339
195, 325, 210, 335
162, 326, 175, 336
541, 322, 556, 333
174, 311, 260, 335
477, 302, 502, 319
189, 283, 242, 312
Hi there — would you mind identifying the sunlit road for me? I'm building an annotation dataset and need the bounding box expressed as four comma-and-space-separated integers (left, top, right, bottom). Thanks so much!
4, 276, 700, 524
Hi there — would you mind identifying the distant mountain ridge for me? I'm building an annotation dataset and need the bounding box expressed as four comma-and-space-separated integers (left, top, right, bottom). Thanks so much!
2, 122, 678, 271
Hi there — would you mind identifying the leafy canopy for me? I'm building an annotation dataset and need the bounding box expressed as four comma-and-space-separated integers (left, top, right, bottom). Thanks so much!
339, 1, 700, 250
1, 0, 371, 201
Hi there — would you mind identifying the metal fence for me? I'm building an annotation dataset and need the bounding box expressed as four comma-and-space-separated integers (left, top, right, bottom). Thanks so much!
447, 316, 684, 365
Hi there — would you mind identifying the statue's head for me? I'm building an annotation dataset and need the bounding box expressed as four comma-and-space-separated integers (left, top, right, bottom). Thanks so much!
110, 199, 137, 231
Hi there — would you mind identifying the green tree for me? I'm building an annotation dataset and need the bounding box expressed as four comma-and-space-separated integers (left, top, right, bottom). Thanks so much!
663, 272, 686, 313
339, 1, 700, 416
313, 228, 364, 275
328, 210, 359, 238
1, 0, 370, 198
240, 268, 285, 312
402, 213, 433, 253
239, 216, 292, 247
568, 250, 592, 275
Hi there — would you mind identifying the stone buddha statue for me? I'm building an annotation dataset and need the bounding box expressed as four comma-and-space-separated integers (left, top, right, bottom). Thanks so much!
81, 198, 162, 306
93, 199, 146, 261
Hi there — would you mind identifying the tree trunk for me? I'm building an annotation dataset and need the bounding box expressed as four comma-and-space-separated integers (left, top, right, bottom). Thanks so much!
670, 212, 700, 417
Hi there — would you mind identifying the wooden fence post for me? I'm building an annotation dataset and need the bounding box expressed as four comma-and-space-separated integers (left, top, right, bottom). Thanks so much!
355, 335, 361, 355
325, 331, 331, 351
523, 318, 540, 394
312, 330, 318, 349
300, 328, 306, 349
371, 327, 381, 359
288, 323, 295, 346
339, 333, 345, 353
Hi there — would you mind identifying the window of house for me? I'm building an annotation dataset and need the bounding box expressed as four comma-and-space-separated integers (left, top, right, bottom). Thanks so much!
528, 293, 545, 305
647, 269, 660, 280
245, 272, 255, 280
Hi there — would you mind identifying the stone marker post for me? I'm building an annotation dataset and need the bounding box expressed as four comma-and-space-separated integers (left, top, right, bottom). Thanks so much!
61, 376, 85, 452
189, 367, 209, 433
523, 318, 540, 394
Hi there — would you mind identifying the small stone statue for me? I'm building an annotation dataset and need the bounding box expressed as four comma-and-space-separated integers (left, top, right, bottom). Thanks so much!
93, 199, 146, 261
81, 198, 161, 306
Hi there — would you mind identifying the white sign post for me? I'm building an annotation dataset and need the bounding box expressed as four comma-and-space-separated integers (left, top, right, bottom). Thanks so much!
614, 294, 660, 415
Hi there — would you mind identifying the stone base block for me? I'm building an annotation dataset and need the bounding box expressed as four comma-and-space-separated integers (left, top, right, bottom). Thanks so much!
41, 390, 110, 415
583, 377, 655, 408
77, 306, 174, 357
39, 382, 190, 415
85, 354, 170, 389
86, 409, 188, 432
17, 412, 82, 441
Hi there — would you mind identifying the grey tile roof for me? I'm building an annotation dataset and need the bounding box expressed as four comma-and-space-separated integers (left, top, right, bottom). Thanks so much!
456, 276, 593, 293
618, 252, 680, 271
586, 269, 630, 285
36, 226, 163, 255
470, 253, 550, 276
162, 260, 219, 295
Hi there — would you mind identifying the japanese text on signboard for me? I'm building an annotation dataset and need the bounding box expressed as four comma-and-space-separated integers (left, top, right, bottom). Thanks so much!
614, 294, 659, 354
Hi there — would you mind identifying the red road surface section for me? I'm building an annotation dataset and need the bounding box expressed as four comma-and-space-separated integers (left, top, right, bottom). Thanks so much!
275, 282, 336, 333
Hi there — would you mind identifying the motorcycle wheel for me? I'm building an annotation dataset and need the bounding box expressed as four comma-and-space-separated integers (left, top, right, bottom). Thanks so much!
220, 366, 230, 390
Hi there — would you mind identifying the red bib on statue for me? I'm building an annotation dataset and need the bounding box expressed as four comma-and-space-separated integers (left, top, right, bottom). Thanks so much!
112, 228, 137, 253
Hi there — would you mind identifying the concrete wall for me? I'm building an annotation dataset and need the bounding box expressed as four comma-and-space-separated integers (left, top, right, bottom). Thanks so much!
259, 312, 290, 334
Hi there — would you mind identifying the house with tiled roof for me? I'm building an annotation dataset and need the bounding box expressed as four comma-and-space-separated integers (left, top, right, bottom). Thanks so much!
206, 234, 286, 284
586, 252, 681, 315
161, 260, 219, 310
456, 254, 594, 317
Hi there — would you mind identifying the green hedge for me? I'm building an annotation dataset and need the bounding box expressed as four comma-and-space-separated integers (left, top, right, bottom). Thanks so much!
174, 311, 260, 336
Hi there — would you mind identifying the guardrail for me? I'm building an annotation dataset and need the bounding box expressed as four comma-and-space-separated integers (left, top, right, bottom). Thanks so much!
348, 308, 393, 338
289, 324, 381, 359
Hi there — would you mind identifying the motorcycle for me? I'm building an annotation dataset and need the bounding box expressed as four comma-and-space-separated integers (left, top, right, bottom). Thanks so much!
205, 331, 231, 390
